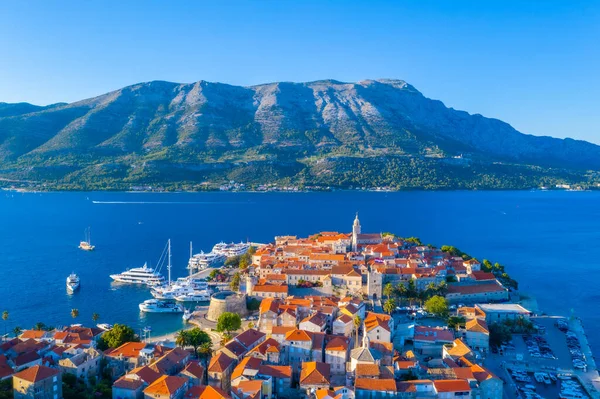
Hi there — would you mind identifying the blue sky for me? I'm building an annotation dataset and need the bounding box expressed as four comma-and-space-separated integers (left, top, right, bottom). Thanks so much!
0, 1, 598, 143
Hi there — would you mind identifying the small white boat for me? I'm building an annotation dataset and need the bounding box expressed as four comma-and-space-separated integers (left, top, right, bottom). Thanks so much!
97, 323, 113, 331
139, 299, 183, 313
174, 291, 211, 302
182, 309, 192, 322
66, 273, 80, 292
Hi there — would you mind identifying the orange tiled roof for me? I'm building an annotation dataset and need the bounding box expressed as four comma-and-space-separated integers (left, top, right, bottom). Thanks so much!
258, 364, 292, 379
143, 375, 187, 396
465, 318, 489, 334
13, 365, 59, 383
364, 312, 391, 333
105, 342, 146, 358
184, 385, 231, 399
285, 329, 312, 342
300, 361, 330, 386
433, 379, 471, 392
235, 329, 265, 348
325, 337, 348, 352
208, 352, 234, 373
355, 378, 397, 392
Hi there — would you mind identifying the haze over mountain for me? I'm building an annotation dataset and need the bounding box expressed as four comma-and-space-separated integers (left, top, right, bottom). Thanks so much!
0, 79, 598, 190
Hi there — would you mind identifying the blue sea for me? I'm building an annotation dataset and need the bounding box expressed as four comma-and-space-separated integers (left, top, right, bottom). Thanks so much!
0, 190, 598, 359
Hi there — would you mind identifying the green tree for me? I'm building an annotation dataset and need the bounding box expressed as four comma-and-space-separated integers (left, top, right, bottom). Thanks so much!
34, 322, 46, 331
447, 316, 466, 330
353, 315, 362, 347
92, 313, 100, 323
239, 253, 251, 269
489, 323, 512, 348
383, 298, 396, 314
175, 330, 189, 349
383, 282, 394, 300
97, 323, 139, 350
482, 259, 493, 272
12, 326, 22, 337
395, 283, 407, 305
230, 272, 241, 291
225, 255, 241, 267
1, 311, 7, 340
424, 295, 448, 318
404, 237, 422, 246
70, 308, 79, 319
187, 328, 212, 359
216, 312, 241, 333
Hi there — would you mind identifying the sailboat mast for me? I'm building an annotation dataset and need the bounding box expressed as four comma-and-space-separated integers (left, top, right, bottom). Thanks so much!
189, 241, 193, 277
167, 239, 172, 285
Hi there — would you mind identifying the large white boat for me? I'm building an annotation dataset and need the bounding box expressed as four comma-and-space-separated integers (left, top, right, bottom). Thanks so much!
212, 241, 251, 257
66, 273, 80, 292
139, 299, 183, 313
174, 291, 211, 302
110, 263, 166, 286
188, 251, 225, 270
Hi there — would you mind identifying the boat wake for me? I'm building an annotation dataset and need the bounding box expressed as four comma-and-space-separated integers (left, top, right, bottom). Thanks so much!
92, 201, 248, 205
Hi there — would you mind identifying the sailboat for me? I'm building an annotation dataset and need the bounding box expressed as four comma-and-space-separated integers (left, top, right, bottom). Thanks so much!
78, 227, 95, 251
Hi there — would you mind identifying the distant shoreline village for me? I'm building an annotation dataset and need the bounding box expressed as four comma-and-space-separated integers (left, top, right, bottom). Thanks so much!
1, 214, 598, 399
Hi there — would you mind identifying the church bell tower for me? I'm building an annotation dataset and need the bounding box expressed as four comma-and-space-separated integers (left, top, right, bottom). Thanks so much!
352, 212, 361, 252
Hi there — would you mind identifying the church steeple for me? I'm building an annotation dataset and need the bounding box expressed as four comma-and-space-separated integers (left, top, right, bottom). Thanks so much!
352, 213, 361, 252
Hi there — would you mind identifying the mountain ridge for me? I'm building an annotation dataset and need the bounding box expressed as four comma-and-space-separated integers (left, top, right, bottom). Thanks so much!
0, 78, 598, 190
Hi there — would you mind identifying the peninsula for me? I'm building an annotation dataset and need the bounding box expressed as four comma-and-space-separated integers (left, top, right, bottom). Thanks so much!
1, 215, 598, 399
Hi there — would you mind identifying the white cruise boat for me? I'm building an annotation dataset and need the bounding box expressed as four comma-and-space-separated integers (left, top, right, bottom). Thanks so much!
66, 273, 80, 292
174, 291, 211, 302
212, 241, 251, 257
187, 251, 226, 270
110, 263, 166, 286
139, 299, 183, 313
151, 283, 196, 300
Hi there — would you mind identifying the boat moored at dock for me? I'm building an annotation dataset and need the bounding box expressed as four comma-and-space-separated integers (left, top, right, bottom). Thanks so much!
139, 299, 183, 313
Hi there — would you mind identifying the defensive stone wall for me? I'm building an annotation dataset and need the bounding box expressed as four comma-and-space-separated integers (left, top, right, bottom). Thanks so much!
206, 291, 249, 322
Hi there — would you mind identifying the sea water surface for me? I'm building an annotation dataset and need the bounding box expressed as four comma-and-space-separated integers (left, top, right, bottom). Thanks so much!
0, 190, 598, 359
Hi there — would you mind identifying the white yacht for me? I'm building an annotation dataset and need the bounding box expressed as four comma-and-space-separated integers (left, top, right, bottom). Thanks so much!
212, 241, 251, 257
151, 283, 195, 300
97, 323, 113, 331
110, 263, 166, 286
174, 291, 211, 302
187, 251, 226, 270
139, 299, 183, 313
66, 273, 80, 292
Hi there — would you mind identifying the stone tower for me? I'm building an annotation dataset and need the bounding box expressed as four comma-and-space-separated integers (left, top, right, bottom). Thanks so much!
245, 275, 256, 296
352, 212, 361, 252
367, 270, 382, 300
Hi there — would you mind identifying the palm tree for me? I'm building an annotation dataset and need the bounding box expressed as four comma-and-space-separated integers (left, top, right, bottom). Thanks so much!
34, 322, 46, 331
396, 283, 407, 306
437, 281, 448, 296
2, 311, 8, 340
383, 282, 394, 301
383, 298, 396, 315
426, 282, 438, 298
71, 308, 79, 319
220, 332, 232, 346
13, 326, 22, 337
175, 330, 189, 349
92, 313, 100, 323
353, 315, 362, 347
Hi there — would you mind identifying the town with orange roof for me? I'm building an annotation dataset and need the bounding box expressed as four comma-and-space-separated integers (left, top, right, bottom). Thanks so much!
2, 214, 599, 399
